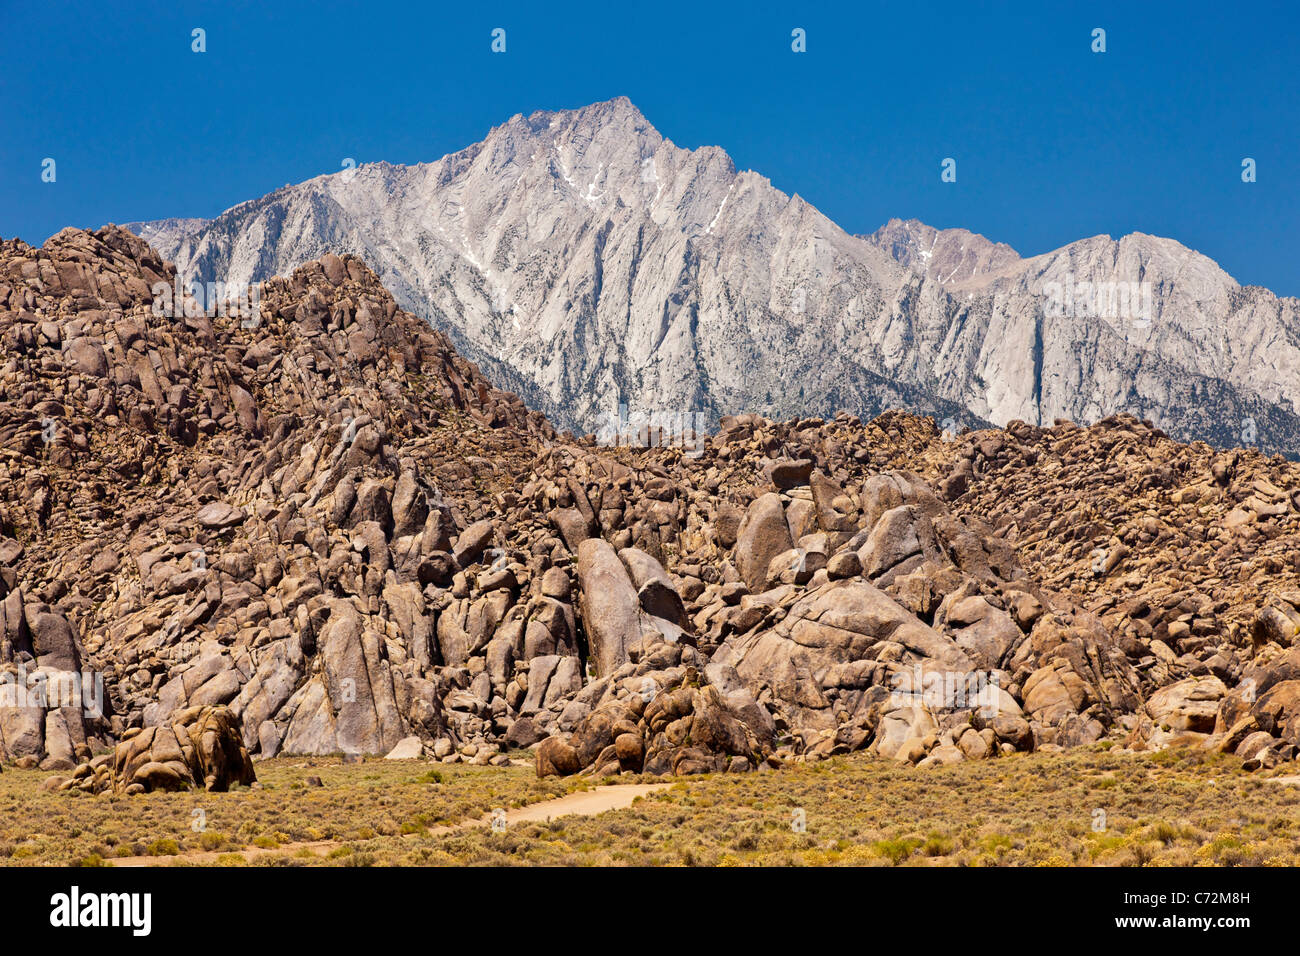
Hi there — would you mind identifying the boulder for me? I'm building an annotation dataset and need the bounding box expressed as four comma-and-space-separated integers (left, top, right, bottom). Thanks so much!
384, 735, 424, 759
71, 705, 256, 794
576, 538, 642, 676
734, 493, 793, 593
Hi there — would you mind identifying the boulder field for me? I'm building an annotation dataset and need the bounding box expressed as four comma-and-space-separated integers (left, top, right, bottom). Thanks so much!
2, 225, 1298, 791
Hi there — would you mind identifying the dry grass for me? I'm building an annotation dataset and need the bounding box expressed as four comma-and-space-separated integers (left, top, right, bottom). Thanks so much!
3, 746, 1299, 866
0, 755, 572, 866
400, 747, 1300, 867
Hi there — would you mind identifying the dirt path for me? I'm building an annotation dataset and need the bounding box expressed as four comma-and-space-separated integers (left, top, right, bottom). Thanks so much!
472, 782, 669, 825
109, 782, 672, 867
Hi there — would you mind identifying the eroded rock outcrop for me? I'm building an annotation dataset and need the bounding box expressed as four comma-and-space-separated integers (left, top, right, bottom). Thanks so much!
4, 225, 1300, 783
55, 705, 255, 794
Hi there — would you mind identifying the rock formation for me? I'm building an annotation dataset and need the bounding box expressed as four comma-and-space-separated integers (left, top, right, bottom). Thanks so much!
3, 225, 1300, 784
46, 705, 255, 794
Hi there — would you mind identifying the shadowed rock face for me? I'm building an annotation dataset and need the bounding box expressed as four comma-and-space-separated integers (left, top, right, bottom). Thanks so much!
127, 98, 1300, 453
48, 705, 256, 795
5, 225, 1300, 780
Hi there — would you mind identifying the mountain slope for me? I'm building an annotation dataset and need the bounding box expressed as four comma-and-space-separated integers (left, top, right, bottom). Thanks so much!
128, 97, 1300, 454
118, 216, 210, 261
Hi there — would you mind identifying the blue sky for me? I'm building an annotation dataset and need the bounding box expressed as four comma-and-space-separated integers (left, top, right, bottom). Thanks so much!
3, 0, 1297, 294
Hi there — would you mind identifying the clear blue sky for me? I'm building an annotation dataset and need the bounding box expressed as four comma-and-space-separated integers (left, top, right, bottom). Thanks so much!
3, 0, 1297, 294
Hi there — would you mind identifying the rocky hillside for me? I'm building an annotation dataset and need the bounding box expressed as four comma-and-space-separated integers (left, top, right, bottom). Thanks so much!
129, 97, 1300, 454
864, 218, 1300, 454
4, 226, 1300, 786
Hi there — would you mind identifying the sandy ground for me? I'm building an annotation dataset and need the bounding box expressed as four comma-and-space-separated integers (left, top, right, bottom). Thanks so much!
109, 782, 672, 867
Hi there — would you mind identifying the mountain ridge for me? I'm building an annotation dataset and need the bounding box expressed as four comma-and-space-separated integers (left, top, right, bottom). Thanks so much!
120, 96, 1300, 455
